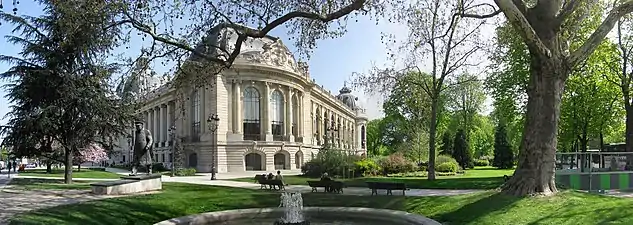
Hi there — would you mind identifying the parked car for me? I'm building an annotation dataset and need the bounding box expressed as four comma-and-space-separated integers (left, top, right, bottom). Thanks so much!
25, 164, 36, 168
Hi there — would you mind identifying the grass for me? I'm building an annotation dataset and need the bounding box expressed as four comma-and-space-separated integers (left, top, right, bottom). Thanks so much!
232, 166, 515, 189
19, 168, 121, 179
7, 178, 94, 190
9, 183, 633, 225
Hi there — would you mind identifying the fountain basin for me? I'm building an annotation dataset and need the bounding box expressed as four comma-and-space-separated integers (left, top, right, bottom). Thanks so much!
153, 207, 441, 225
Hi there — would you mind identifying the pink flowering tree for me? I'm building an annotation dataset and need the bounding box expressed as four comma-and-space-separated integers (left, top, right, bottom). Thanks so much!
75, 143, 109, 171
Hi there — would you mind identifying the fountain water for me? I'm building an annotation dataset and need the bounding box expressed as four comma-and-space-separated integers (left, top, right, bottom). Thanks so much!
274, 192, 309, 225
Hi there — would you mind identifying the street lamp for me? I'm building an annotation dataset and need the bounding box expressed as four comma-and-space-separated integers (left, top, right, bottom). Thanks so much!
127, 135, 132, 168
207, 114, 220, 180
168, 125, 176, 177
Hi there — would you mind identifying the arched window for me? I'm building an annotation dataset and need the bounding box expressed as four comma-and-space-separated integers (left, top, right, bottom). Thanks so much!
330, 114, 335, 142
191, 89, 201, 142
323, 112, 328, 145
243, 87, 261, 141
271, 90, 285, 141
291, 95, 298, 137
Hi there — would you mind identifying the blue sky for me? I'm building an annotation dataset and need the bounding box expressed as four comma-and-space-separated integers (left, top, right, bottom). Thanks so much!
0, 3, 408, 127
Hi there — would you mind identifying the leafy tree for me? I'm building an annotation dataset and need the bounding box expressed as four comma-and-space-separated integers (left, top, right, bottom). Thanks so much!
448, 73, 486, 134
452, 129, 472, 170
439, 131, 453, 156
366, 119, 389, 156
493, 123, 514, 169
0, 1, 134, 183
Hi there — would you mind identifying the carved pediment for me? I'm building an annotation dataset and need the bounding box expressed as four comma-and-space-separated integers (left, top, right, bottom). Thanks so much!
237, 39, 301, 75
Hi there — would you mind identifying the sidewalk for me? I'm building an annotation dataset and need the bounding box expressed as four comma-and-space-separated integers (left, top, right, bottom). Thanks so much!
167, 176, 482, 197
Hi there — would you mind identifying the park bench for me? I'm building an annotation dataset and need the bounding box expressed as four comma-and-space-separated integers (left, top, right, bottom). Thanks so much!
306, 180, 345, 193
255, 176, 285, 190
366, 181, 409, 196
254, 174, 266, 183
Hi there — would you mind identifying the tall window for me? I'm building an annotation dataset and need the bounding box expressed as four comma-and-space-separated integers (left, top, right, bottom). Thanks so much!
191, 89, 201, 142
244, 87, 261, 140
271, 90, 284, 141
323, 112, 328, 144
291, 95, 298, 137
315, 109, 321, 145
361, 125, 366, 149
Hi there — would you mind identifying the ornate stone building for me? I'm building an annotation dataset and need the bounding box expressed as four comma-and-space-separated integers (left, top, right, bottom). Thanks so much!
111, 27, 368, 173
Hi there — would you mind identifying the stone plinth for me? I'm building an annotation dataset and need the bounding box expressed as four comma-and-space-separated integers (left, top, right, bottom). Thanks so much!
91, 173, 162, 195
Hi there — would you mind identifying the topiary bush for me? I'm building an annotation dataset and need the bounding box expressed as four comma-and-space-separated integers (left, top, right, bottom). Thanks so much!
354, 158, 381, 176
436, 162, 459, 173
379, 153, 416, 174
474, 159, 490, 167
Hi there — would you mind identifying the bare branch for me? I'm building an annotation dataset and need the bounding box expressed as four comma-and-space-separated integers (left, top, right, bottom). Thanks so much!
555, 0, 582, 29
569, 0, 633, 67
494, 0, 552, 57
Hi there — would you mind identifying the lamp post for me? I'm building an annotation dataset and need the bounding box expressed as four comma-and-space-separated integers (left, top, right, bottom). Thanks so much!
168, 125, 176, 177
127, 136, 132, 168
207, 114, 220, 180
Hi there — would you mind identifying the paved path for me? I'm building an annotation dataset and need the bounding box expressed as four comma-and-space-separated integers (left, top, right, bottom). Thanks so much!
164, 176, 482, 197
0, 189, 152, 224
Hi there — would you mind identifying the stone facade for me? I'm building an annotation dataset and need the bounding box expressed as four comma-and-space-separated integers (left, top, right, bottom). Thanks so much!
111, 27, 368, 173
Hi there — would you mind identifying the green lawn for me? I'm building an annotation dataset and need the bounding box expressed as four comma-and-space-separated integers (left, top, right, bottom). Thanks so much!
232, 167, 515, 189
7, 178, 94, 190
19, 168, 121, 179
9, 183, 633, 225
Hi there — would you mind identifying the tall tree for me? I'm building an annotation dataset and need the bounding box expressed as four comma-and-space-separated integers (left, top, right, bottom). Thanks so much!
448, 73, 486, 134
354, 0, 487, 180
0, 1, 134, 183
493, 122, 514, 169
474, 1, 633, 196
452, 129, 472, 169
439, 131, 453, 155
366, 119, 384, 156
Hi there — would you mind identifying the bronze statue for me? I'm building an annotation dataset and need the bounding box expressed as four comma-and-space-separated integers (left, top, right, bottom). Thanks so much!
131, 121, 154, 176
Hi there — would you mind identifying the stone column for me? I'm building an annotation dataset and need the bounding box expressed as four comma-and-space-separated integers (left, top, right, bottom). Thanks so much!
264, 82, 273, 141
285, 87, 294, 142
297, 93, 304, 141
166, 102, 172, 144
235, 80, 242, 134
153, 107, 159, 144
145, 110, 150, 129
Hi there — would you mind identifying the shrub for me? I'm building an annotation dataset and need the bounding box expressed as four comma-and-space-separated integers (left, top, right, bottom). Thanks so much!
474, 159, 490, 167
175, 168, 197, 176
436, 162, 459, 173
379, 153, 416, 174
436, 155, 459, 166
301, 147, 358, 178
354, 158, 381, 176
301, 161, 324, 177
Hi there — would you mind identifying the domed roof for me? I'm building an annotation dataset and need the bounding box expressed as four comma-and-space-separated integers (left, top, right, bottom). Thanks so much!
336, 82, 359, 110
193, 24, 309, 77
116, 57, 163, 100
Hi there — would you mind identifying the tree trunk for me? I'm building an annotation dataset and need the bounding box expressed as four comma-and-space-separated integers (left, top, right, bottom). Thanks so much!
64, 148, 73, 184
625, 107, 633, 168
502, 57, 566, 196
46, 162, 52, 174
427, 98, 439, 180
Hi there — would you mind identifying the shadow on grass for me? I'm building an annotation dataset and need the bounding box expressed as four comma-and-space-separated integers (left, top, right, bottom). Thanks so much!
8, 178, 93, 190
431, 192, 520, 224
345, 177, 506, 190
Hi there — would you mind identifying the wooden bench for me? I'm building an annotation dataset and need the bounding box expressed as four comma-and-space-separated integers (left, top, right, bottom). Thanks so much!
254, 175, 266, 183
366, 182, 409, 196
255, 176, 285, 190
306, 180, 345, 193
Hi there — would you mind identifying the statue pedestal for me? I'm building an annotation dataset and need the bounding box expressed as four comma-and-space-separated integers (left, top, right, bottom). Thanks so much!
91, 173, 162, 195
